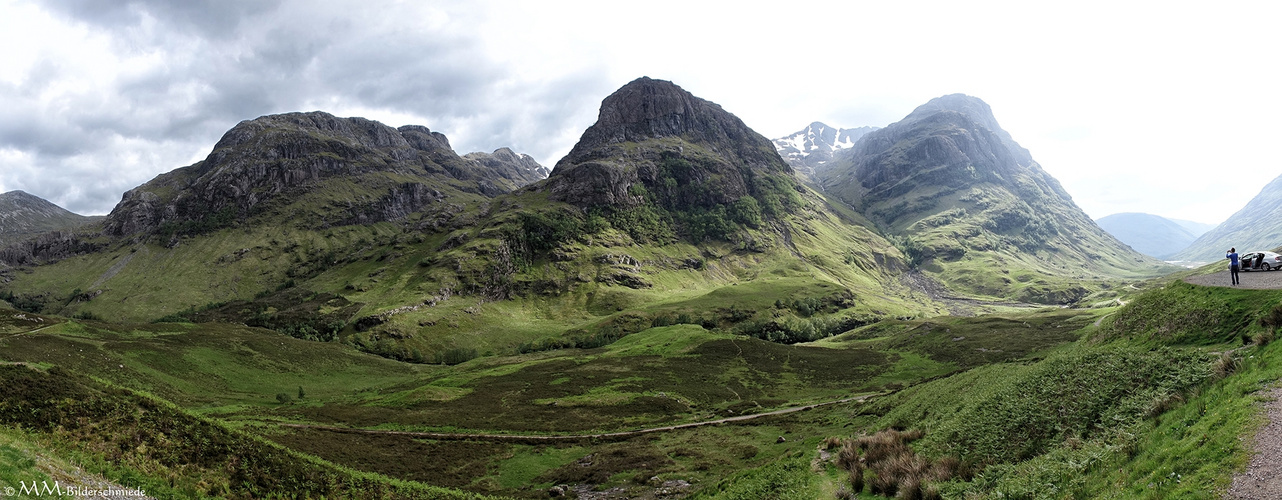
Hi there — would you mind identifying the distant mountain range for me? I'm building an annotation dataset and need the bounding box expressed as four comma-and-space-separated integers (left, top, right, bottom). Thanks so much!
1173, 174, 1282, 261
1090, 214, 1215, 262
1095, 213, 1202, 260
0, 191, 100, 247
772, 122, 877, 180
1170, 218, 1216, 237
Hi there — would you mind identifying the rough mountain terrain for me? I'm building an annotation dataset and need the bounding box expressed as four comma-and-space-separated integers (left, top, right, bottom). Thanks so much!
772, 122, 877, 181
103, 111, 548, 239
815, 94, 1171, 303
540, 76, 796, 215
0, 191, 99, 248
0, 77, 1275, 500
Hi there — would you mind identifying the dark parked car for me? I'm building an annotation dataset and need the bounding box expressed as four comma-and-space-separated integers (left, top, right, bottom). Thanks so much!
1241, 251, 1282, 271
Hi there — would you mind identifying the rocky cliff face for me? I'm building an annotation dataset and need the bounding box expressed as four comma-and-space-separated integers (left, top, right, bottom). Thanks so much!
102, 112, 544, 238
541, 77, 794, 214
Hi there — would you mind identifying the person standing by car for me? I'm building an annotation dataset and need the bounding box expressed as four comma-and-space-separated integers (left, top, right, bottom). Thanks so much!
1228, 248, 1241, 285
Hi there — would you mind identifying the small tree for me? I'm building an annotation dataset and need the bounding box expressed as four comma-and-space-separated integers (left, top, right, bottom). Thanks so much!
297, 386, 305, 399
276, 392, 293, 405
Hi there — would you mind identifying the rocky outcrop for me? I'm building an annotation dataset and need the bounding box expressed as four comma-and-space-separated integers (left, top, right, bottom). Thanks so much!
542, 77, 794, 213
0, 230, 102, 266
334, 183, 446, 226
102, 112, 541, 238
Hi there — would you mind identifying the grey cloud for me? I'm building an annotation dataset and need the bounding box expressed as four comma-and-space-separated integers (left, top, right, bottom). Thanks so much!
12, 1, 613, 213
455, 71, 614, 163
41, 0, 280, 40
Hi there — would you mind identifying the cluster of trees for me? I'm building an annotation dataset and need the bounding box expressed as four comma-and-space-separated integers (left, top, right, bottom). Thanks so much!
735, 310, 871, 344
156, 205, 239, 239
0, 290, 45, 313
515, 329, 627, 355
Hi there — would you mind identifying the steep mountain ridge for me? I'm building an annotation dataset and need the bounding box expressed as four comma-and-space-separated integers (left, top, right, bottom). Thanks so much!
816, 94, 1170, 302
1095, 212, 1198, 259
1173, 173, 1282, 261
0, 191, 99, 247
103, 111, 547, 239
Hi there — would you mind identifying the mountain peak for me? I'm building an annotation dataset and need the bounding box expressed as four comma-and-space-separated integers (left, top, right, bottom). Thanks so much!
556, 77, 783, 169
545, 77, 792, 212
814, 93, 1162, 301
0, 190, 96, 250
0, 190, 80, 219
900, 94, 1015, 148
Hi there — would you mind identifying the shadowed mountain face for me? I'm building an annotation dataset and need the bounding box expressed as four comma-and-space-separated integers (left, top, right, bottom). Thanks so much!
815, 94, 1170, 302
541, 77, 796, 216
1174, 174, 1282, 261
1095, 212, 1198, 260
0, 191, 98, 247
103, 112, 546, 238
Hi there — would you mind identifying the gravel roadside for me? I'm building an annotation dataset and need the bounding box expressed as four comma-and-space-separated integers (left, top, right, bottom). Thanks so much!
1225, 387, 1282, 499
1183, 269, 1282, 290
1180, 270, 1282, 499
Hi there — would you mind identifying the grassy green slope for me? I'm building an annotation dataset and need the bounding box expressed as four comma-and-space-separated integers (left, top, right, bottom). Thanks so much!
0, 363, 492, 500
1, 303, 1097, 497
704, 279, 1282, 499
2, 168, 931, 367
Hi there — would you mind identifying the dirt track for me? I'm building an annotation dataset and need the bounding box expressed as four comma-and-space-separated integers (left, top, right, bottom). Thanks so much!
1226, 387, 1282, 499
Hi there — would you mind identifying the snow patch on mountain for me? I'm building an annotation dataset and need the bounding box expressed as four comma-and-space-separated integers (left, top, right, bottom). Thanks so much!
771, 122, 879, 175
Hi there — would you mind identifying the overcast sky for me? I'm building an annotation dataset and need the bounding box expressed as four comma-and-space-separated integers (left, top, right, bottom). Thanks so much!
2, 0, 1278, 225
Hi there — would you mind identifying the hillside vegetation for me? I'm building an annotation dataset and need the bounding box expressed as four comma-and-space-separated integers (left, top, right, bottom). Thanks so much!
695, 280, 1282, 499
2, 256, 1276, 498
0, 78, 1266, 498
